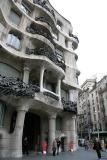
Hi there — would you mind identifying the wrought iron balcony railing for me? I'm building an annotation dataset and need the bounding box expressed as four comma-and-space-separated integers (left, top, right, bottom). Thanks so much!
33, 0, 55, 19
26, 47, 66, 71
35, 16, 54, 30
61, 97, 77, 114
69, 33, 79, 43
26, 25, 54, 45
0, 75, 40, 97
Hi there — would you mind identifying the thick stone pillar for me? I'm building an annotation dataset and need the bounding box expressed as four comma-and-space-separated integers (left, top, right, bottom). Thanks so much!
70, 116, 77, 151
56, 78, 61, 100
40, 65, 45, 92
48, 114, 56, 153
10, 108, 27, 157
23, 66, 30, 84
62, 115, 77, 151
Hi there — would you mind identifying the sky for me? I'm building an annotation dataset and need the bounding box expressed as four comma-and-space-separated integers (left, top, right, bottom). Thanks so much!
49, 0, 107, 85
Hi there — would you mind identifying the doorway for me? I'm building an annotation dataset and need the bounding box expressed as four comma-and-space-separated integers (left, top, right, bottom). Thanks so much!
23, 112, 41, 152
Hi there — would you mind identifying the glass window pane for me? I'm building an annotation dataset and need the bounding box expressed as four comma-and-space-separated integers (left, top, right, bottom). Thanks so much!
9, 10, 21, 26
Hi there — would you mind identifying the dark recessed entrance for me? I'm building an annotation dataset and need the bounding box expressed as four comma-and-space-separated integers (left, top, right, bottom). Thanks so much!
23, 112, 41, 152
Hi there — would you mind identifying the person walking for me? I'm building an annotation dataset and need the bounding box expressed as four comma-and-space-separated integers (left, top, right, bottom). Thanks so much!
23, 137, 29, 155
52, 139, 57, 156
56, 137, 61, 155
93, 138, 102, 160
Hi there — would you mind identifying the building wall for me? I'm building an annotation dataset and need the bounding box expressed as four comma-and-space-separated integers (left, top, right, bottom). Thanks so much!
0, 0, 80, 157
78, 76, 107, 139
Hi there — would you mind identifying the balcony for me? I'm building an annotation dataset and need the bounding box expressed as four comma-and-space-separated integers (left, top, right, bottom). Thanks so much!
33, 0, 55, 19
69, 33, 79, 50
0, 75, 40, 98
43, 91, 59, 101
61, 97, 77, 114
35, 16, 55, 30
26, 24, 54, 45
26, 47, 66, 71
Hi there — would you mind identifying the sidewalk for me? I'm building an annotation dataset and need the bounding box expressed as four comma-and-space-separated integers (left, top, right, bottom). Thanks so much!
1, 147, 107, 160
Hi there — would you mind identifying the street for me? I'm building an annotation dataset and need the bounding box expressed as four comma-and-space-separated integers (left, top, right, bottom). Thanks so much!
1, 148, 107, 160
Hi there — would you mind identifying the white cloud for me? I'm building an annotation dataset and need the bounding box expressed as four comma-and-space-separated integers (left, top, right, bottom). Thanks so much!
49, 0, 107, 85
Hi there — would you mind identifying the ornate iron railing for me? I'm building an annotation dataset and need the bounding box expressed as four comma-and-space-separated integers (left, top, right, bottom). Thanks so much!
69, 33, 79, 43
26, 47, 66, 71
26, 25, 54, 45
33, 0, 55, 19
0, 75, 40, 97
61, 97, 77, 114
35, 16, 54, 30
43, 91, 59, 101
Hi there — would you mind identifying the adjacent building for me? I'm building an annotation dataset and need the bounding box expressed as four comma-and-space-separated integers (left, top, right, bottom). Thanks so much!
0, 0, 80, 158
78, 76, 107, 141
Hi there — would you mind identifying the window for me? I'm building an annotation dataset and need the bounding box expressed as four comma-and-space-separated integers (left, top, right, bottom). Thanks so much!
21, 2, 31, 15
57, 20, 62, 30
6, 34, 21, 50
56, 50, 64, 63
56, 117, 62, 130
93, 107, 95, 112
9, 9, 21, 26
65, 38, 68, 48
94, 114, 96, 121
0, 101, 7, 127
97, 105, 99, 111
96, 97, 98, 103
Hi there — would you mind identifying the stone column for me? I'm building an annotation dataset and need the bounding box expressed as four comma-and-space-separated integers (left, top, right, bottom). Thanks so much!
62, 115, 77, 151
40, 65, 45, 92
48, 114, 56, 153
23, 66, 30, 84
56, 78, 61, 100
70, 116, 77, 151
10, 108, 27, 157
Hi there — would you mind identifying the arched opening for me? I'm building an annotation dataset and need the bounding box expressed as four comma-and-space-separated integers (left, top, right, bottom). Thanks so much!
22, 112, 41, 153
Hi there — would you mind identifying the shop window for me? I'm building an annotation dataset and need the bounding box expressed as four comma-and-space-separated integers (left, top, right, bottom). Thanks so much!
0, 101, 7, 127
9, 9, 21, 26
6, 33, 21, 50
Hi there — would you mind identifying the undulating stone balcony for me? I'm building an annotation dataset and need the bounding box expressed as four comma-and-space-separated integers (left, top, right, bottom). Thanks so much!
33, 0, 55, 19
0, 75, 60, 101
0, 75, 39, 97
43, 91, 59, 101
26, 24, 54, 45
61, 97, 77, 114
26, 47, 66, 70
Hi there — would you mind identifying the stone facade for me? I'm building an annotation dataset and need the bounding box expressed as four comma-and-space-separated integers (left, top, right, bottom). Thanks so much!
0, 0, 80, 158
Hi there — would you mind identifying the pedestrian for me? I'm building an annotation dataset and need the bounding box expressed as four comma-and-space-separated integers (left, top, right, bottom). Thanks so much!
23, 137, 29, 155
52, 139, 57, 156
56, 137, 61, 155
41, 140, 48, 155
105, 144, 107, 152
93, 138, 102, 160
84, 139, 89, 150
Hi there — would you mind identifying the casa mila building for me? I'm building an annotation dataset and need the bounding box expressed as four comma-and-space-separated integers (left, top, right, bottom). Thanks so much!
0, 0, 80, 158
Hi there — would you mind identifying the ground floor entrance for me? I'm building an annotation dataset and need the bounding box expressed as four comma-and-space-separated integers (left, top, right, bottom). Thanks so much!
23, 112, 41, 152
